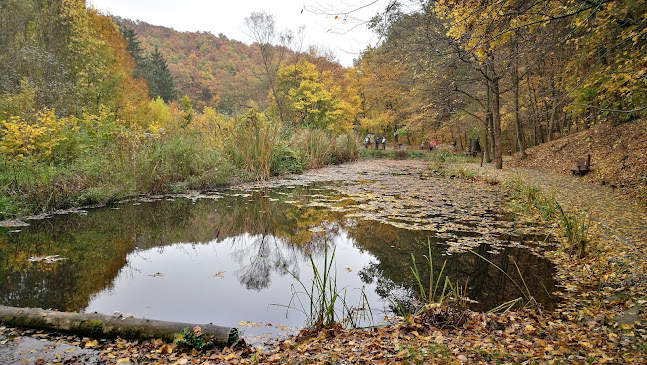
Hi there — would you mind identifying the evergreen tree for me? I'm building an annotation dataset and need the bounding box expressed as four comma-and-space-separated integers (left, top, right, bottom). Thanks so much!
120, 26, 146, 79
146, 46, 176, 102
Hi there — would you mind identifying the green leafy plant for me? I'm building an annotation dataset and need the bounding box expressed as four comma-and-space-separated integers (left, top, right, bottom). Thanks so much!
174, 326, 214, 351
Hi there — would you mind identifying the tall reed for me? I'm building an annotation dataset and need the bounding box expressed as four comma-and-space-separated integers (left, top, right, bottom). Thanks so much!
224, 109, 278, 180
291, 129, 331, 169
278, 244, 372, 329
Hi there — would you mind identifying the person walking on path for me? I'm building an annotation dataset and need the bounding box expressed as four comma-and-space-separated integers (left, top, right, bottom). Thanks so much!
421, 141, 425, 150
382, 137, 386, 150
451, 140, 457, 152
375, 137, 379, 150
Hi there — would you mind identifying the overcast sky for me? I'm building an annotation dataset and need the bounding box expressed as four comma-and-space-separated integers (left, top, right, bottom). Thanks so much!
88, 0, 396, 67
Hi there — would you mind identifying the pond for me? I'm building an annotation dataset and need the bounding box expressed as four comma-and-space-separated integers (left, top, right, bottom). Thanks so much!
0, 162, 558, 341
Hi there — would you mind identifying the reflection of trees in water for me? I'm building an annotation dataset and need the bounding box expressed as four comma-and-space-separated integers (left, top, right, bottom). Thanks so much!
349, 220, 557, 312
452, 243, 557, 311
0, 224, 132, 311
0, 182, 557, 315
206, 186, 348, 291
227, 228, 345, 291
231, 234, 297, 291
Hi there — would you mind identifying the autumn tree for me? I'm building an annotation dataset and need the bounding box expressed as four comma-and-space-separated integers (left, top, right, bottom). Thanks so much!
120, 26, 147, 79
562, 0, 647, 122
244, 12, 293, 123
276, 59, 356, 132
0, 0, 150, 121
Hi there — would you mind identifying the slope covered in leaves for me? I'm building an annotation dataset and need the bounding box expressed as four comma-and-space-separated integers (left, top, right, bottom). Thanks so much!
507, 118, 647, 203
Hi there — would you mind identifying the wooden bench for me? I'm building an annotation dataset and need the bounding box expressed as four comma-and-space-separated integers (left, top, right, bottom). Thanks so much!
571, 154, 591, 176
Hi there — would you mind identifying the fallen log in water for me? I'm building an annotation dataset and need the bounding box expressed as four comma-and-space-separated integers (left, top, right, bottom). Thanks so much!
0, 305, 239, 347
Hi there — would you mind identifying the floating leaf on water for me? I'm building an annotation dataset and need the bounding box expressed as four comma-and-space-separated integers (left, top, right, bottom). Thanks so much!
238, 321, 261, 328
0, 219, 30, 227
28, 255, 67, 263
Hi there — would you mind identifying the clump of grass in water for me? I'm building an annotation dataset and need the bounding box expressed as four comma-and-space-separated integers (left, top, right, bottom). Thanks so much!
391, 240, 541, 324
504, 175, 590, 257
389, 241, 472, 325
277, 243, 372, 329
427, 147, 479, 178
555, 203, 590, 257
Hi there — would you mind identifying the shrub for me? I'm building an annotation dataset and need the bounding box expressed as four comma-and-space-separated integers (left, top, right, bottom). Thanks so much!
271, 141, 304, 176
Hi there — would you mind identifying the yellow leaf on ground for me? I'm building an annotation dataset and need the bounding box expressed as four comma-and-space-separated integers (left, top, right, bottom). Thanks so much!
223, 353, 238, 361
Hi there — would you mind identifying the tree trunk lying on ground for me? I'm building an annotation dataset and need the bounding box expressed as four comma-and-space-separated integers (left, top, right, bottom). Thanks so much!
0, 305, 239, 347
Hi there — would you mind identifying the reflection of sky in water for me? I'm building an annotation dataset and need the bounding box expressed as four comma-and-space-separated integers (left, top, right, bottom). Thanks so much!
85, 231, 382, 339
0, 182, 558, 343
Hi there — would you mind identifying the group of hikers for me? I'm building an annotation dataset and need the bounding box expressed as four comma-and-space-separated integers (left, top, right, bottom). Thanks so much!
364, 136, 387, 150
421, 139, 457, 152
363, 135, 459, 153
421, 139, 439, 151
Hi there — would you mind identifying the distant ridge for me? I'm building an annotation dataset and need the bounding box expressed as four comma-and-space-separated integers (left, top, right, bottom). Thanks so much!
114, 17, 343, 115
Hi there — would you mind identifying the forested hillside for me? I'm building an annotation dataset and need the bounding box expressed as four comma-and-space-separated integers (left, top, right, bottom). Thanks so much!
116, 18, 270, 114
2, 0, 645, 218
116, 18, 351, 116
0, 0, 149, 123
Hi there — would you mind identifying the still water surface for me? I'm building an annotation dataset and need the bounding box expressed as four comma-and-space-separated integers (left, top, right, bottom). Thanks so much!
0, 183, 557, 339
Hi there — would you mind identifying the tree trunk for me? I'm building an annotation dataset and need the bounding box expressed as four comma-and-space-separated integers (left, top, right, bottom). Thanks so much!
491, 76, 503, 169
0, 305, 239, 347
486, 78, 493, 163
483, 127, 490, 163
547, 76, 557, 142
512, 44, 527, 159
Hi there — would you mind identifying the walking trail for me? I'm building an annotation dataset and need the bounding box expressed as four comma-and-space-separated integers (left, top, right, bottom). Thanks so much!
471, 161, 647, 251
